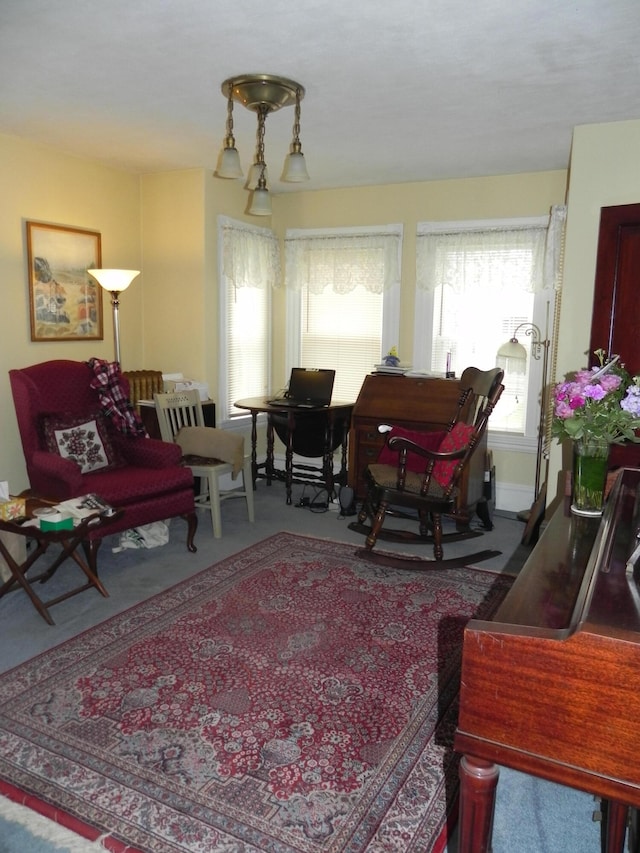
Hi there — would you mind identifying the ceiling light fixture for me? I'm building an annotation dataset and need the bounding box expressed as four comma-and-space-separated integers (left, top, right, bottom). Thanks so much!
215, 74, 309, 216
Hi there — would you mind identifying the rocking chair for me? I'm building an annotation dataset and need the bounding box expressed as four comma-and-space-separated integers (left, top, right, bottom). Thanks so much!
350, 366, 504, 569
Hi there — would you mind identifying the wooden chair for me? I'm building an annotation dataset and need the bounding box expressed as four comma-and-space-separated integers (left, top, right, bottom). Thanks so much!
154, 390, 254, 538
351, 366, 504, 569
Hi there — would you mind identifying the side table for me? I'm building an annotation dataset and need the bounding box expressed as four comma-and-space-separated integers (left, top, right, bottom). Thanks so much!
0, 498, 122, 625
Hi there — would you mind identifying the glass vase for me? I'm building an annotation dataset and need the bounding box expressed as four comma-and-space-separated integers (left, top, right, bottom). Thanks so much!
571, 437, 610, 517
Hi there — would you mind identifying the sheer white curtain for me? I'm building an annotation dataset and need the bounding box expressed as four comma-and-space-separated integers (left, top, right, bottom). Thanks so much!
284, 226, 402, 402
218, 217, 280, 422
414, 213, 565, 438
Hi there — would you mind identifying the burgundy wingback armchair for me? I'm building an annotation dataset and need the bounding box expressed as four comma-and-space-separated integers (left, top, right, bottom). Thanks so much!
9, 360, 198, 557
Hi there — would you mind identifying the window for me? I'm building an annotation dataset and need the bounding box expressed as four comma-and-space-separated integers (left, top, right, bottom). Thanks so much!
415, 217, 561, 444
218, 216, 279, 423
285, 226, 402, 402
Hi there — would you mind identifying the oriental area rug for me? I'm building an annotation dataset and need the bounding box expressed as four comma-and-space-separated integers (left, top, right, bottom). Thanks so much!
0, 533, 513, 853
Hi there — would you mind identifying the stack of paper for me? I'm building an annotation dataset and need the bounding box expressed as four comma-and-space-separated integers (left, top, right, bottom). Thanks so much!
373, 363, 412, 375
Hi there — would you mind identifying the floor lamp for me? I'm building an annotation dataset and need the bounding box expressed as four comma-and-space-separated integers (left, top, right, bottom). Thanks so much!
88, 269, 140, 365
497, 303, 551, 526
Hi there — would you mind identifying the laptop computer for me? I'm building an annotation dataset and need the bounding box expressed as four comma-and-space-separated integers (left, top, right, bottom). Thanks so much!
270, 368, 335, 408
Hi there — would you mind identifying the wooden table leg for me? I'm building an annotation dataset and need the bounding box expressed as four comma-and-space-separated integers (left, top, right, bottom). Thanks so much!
0, 537, 55, 624
249, 412, 258, 488
324, 414, 335, 500
0, 526, 110, 625
285, 411, 295, 505
457, 754, 499, 853
604, 800, 629, 853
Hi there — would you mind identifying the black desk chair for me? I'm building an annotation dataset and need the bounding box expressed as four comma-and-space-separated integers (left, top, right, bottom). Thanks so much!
270, 408, 350, 501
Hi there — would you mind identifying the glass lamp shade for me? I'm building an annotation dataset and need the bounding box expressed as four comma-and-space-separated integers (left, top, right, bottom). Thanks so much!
496, 338, 527, 374
248, 186, 272, 216
216, 145, 243, 179
87, 269, 140, 293
245, 162, 268, 190
281, 151, 310, 182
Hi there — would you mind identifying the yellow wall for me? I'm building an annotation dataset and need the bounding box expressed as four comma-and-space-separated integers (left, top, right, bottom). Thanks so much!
0, 133, 142, 493
548, 118, 640, 506
140, 169, 206, 380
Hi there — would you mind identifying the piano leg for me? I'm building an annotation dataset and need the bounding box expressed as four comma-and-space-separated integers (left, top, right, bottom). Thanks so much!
628, 808, 639, 853
458, 754, 499, 853
603, 800, 629, 853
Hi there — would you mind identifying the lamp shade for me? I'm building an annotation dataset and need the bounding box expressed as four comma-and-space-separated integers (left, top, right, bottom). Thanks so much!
245, 162, 268, 190
88, 269, 140, 293
281, 151, 310, 182
496, 338, 528, 375
216, 145, 243, 179
248, 187, 272, 216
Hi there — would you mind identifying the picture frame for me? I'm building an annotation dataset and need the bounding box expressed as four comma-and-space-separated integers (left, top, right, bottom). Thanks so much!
26, 221, 103, 342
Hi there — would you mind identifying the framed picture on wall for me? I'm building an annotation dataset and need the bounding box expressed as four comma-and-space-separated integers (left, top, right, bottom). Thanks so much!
26, 221, 103, 342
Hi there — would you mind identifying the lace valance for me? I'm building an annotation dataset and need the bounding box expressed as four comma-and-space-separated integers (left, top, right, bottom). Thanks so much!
285, 228, 402, 294
220, 219, 281, 290
416, 207, 566, 294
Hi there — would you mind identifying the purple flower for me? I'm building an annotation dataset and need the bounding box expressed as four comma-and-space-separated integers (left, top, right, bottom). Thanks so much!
569, 393, 586, 409
555, 401, 574, 419
551, 351, 640, 445
600, 374, 622, 392
583, 385, 606, 401
621, 385, 640, 416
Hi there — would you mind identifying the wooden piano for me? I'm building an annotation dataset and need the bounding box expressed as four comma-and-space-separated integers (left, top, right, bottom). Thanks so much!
454, 467, 640, 853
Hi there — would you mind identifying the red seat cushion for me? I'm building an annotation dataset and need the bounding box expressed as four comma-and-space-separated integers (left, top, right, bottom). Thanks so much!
83, 464, 194, 506
432, 422, 475, 487
377, 427, 446, 473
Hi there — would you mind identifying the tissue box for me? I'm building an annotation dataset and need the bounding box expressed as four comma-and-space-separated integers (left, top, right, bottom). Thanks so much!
39, 512, 74, 532
0, 497, 26, 521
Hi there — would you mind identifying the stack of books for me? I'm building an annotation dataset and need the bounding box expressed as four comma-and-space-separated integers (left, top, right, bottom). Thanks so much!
373, 363, 412, 375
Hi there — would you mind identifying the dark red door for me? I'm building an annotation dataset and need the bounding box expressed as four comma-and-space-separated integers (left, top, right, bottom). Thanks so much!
590, 202, 640, 468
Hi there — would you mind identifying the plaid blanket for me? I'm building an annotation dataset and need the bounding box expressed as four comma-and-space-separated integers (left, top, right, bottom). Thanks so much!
87, 357, 147, 437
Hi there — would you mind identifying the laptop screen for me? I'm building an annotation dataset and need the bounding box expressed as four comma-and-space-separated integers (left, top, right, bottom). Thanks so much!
287, 368, 335, 405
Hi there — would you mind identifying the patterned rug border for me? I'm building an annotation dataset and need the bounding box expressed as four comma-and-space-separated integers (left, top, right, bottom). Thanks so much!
0, 532, 513, 853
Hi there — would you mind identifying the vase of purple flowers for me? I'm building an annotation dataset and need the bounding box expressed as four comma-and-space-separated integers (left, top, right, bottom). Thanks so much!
552, 350, 640, 516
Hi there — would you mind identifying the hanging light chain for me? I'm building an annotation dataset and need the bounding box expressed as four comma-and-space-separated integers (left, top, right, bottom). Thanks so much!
290, 87, 303, 154
255, 105, 268, 185
224, 87, 236, 149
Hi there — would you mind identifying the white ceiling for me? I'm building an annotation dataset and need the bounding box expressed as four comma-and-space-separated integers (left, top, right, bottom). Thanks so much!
1, 0, 639, 194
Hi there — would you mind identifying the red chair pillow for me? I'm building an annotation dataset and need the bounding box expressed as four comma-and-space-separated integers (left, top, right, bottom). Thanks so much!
377, 427, 446, 473
432, 422, 475, 487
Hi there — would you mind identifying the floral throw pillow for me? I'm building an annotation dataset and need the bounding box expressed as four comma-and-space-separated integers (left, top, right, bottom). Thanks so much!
43, 412, 117, 474
432, 422, 475, 487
